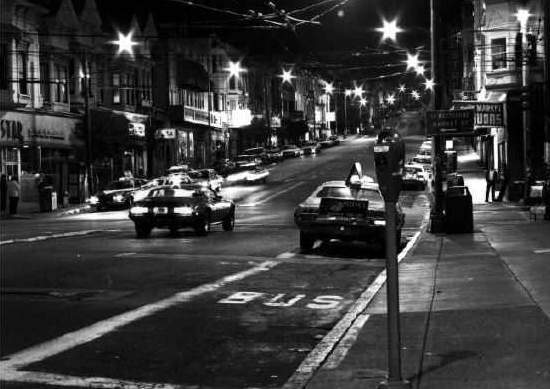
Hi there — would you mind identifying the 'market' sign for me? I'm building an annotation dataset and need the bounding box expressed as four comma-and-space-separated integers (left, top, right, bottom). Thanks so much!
426, 109, 475, 136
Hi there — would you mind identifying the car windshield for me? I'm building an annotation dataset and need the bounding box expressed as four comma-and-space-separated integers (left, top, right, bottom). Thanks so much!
405, 167, 423, 174
149, 188, 197, 198
105, 180, 134, 190
244, 148, 263, 154
317, 186, 382, 202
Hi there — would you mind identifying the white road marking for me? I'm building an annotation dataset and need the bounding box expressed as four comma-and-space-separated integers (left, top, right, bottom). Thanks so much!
282, 229, 423, 389
0, 260, 278, 388
114, 252, 137, 258
239, 182, 305, 207
534, 248, 550, 254
0, 230, 120, 246
277, 252, 296, 259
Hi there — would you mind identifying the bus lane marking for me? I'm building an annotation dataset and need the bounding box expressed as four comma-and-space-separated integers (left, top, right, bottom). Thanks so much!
0, 260, 279, 388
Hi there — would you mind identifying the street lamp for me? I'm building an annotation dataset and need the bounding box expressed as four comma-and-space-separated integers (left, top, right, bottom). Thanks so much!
353, 84, 364, 98
398, 84, 406, 93
279, 68, 295, 84
110, 30, 139, 57
414, 64, 426, 77
424, 78, 435, 91
515, 8, 531, 199
359, 97, 367, 132
225, 60, 246, 79
387, 94, 396, 105
376, 18, 403, 42
411, 90, 420, 100
404, 52, 420, 72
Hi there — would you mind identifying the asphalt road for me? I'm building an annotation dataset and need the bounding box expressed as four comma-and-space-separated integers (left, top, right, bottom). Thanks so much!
1, 133, 430, 389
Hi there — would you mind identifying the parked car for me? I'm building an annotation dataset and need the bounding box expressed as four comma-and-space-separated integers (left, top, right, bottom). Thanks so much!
234, 154, 262, 170
420, 139, 432, 151
300, 141, 321, 155
188, 169, 224, 191
319, 139, 334, 148
242, 147, 268, 163
328, 135, 340, 145
89, 177, 147, 211
212, 159, 237, 177
166, 164, 191, 174
403, 163, 428, 190
294, 176, 404, 251
264, 146, 283, 163
281, 144, 304, 158
129, 185, 235, 238
131, 177, 184, 204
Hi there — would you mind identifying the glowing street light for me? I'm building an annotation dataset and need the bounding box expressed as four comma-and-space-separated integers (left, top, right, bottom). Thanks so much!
415, 64, 425, 76
386, 94, 396, 105
111, 30, 139, 57
345, 89, 353, 97
353, 85, 364, 98
279, 68, 295, 84
398, 84, 406, 93
323, 81, 334, 94
404, 52, 420, 72
424, 78, 435, 91
515, 8, 532, 32
359, 97, 367, 106
225, 61, 246, 78
411, 90, 420, 100
376, 18, 403, 42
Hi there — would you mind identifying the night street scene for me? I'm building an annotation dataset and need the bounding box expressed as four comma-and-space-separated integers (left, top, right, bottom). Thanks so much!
1, 0, 550, 388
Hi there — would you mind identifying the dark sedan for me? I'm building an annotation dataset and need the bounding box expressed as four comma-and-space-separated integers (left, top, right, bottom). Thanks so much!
89, 178, 146, 211
129, 185, 235, 238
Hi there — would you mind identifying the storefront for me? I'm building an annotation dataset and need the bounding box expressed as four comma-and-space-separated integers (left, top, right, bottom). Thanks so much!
0, 110, 83, 205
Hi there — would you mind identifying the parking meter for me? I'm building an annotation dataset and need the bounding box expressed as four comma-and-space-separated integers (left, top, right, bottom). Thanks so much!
374, 134, 405, 203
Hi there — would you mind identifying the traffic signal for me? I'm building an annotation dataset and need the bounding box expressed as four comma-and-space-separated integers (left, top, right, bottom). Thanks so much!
374, 133, 405, 202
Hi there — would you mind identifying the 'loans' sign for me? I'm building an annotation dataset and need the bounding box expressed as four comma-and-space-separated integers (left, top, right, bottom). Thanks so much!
453, 101, 504, 127
426, 109, 475, 136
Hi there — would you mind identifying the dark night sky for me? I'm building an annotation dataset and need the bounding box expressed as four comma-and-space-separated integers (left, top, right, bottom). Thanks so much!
96, 0, 433, 84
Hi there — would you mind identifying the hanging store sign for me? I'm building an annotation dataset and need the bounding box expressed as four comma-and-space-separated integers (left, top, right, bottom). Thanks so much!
128, 122, 145, 137
155, 128, 176, 139
453, 101, 504, 127
426, 109, 475, 136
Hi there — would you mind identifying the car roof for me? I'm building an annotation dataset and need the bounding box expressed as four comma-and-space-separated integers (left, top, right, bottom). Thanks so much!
321, 180, 379, 190
405, 163, 425, 169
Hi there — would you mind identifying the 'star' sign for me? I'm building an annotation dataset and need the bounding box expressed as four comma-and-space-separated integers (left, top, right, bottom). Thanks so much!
426, 109, 475, 136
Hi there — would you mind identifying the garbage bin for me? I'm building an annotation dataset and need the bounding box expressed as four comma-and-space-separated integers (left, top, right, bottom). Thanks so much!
39, 186, 57, 212
508, 180, 525, 202
445, 186, 473, 233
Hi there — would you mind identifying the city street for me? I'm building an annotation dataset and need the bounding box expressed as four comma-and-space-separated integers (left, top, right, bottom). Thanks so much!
1, 135, 430, 388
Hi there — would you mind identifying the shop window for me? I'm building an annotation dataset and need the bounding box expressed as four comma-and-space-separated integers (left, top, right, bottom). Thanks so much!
491, 38, 507, 70
112, 73, 120, 104
0, 44, 7, 89
229, 76, 236, 90
69, 59, 76, 94
54, 63, 68, 103
17, 50, 28, 95
40, 61, 50, 102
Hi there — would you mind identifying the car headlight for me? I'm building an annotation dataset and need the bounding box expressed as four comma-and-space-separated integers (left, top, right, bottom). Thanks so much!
373, 220, 386, 226
130, 206, 148, 215
173, 206, 193, 215
88, 195, 99, 205
113, 194, 125, 202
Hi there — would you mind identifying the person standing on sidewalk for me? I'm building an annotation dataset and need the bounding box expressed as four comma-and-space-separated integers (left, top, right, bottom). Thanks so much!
485, 167, 497, 202
1, 174, 7, 216
7, 176, 20, 215
496, 164, 510, 202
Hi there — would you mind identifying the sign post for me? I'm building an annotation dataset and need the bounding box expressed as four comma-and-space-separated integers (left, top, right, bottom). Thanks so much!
374, 132, 410, 389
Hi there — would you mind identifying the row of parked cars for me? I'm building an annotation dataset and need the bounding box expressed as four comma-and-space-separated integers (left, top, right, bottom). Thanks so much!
402, 139, 432, 190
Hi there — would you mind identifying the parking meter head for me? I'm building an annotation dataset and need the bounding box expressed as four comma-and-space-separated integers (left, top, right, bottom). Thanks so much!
374, 134, 405, 202
345, 162, 364, 188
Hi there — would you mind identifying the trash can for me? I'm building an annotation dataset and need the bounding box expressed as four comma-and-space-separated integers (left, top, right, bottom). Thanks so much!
508, 180, 525, 202
39, 186, 57, 212
445, 186, 473, 233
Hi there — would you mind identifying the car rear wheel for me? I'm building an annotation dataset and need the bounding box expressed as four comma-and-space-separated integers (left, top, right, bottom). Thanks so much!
300, 231, 315, 251
195, 216, 211, 236
135, 223, 152, 238
222, 212, 235, 231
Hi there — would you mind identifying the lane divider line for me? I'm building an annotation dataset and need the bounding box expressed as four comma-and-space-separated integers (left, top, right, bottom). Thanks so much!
282, 229, 423, 389
0, 230, 113, 246
239, 181, 305, 207
0, 260, 278, 381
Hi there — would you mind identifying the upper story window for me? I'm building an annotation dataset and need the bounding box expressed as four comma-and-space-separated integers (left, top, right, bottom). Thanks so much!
53, 63, 68, 103
40, 61, 50, 102
112, 73, 120, 104
0, 44, 8, 90
491, 38, 507, 70
17, 50, 28, 95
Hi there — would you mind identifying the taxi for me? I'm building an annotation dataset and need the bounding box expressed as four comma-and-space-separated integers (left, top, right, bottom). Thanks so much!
294, 176, 404, 251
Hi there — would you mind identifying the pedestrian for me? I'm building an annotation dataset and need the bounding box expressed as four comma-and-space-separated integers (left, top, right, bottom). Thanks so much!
7, 176, 20, 215
485, 167, 497, 202
1, 174, 7, 216
495, 164, 510, 202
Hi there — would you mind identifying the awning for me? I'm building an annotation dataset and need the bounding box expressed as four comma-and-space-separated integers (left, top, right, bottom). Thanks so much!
177, 58, 210, 91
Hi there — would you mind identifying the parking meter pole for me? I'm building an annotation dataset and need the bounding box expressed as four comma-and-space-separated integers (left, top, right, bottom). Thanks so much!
378, 202, 410, 389
430, 134, 445, 233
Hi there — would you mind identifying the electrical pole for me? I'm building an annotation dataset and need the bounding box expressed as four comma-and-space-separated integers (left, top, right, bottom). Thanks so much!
83, 53, 93, 197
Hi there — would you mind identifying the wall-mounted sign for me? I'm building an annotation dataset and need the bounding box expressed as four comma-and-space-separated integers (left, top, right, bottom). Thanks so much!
1, 111, 79, 146
128, 122, 145, 137
426, 109, 475, 136
155, 128, 176, 139
453, 101, 504, 127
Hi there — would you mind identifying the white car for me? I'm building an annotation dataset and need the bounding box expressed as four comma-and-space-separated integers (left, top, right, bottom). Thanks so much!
420, 140, 432, 151
131, 176, 191, 203
403, 164, 428, 190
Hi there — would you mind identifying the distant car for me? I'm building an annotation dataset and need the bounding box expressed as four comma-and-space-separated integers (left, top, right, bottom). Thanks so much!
411, 154, 432, 176
129, 185, 235, 238
131, 177, 183, 204
281, 144, 304, 158
417, 148, 431, 157
294, 178, 404, 251
264, 146, 283, 163
234, 154, 262, 170
213, 159, 237, 177
319, 139, 333, 148
89, 178, 147, 211
242, 147, 268, 163
166, 165, 191, 174
420, 141, 432, 151
301, 141, 321, 155
188, 169, 224, 191
403, 164, 428, 190
328, 135, 340, 145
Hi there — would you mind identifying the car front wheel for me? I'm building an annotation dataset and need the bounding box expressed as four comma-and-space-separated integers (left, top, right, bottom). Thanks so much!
195, 216, 211, 236
222, 212, 235, 231
300, 231, 315, 251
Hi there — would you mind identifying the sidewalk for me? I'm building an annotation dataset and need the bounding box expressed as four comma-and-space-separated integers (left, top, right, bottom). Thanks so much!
0, 201, 90, 220
307, 155, 550, 388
